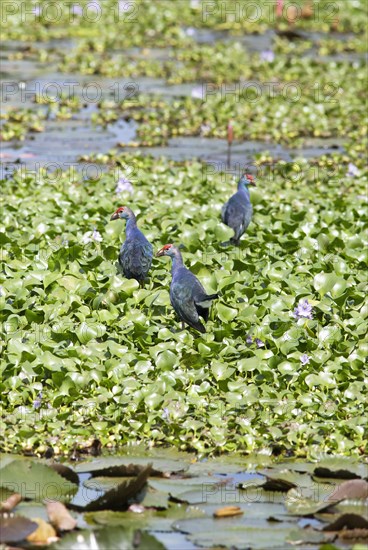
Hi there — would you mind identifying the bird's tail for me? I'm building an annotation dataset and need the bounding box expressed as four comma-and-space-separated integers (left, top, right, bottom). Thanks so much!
196, 293, 219, 308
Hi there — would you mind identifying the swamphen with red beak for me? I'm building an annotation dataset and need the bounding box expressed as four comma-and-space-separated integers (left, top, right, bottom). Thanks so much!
156, 244, 218, 333
110, 206, 153, 286
221, 173, 256, 245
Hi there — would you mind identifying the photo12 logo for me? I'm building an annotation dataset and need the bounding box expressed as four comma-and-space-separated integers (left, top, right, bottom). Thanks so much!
1, 1, 140, 23
197, 82, 340, 104
1, 81, 139, 105
201, 1, 339, 24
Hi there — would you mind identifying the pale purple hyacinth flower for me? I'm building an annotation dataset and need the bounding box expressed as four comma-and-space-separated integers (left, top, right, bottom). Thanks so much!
347, 163, 360, 177
191, 86, 204, 100
34, 392, 42, 410
200, 123, 211, 135
92, 228, 103, 242
293, 299, 313, 320
116, 176, 134, 194
246, 335, 253, 344
300, 354, 310, 365
162, 408, 170, 420
81, 232, 91, 244
82, 229, 102, 244
260, 50, 275, 63
33, 5, 41, 16
255, 338, 265, 348
185, 27, 196, 36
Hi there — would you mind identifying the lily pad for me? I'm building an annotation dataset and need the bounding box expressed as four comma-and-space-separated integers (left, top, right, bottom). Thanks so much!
187, 525, 296, 549
186, 457, 246, 476
177, 485, 286, 505
333, 501, 368, 519
194, 501, 290, 521
85, 504, 205, 531
50, 526, 165, 549
0, 460, 78, 502
285, 486, 338, 516
148, 476, 224, 499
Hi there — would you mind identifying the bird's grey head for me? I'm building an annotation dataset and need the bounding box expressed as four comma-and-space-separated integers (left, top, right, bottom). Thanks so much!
156, 244, 176, 258
239, 174, 256, 187
110, 206, 132, 221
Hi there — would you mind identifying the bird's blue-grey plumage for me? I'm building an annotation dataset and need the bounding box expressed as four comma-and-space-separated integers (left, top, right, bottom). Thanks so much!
156, 245, 218, 333
110, 207, 153, 284
221, 174, 254, 245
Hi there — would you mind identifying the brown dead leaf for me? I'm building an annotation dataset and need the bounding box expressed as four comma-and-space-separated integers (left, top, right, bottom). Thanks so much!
69, 464, 152, 512
46, 501, 77, 532
26, 518, 58, 545
323, 513, 368, 532
213, 506, 244, 518
327, 480, 368, 502
49, 463, 79, 486
0, 493, 22, 512
0, 515, 37, 544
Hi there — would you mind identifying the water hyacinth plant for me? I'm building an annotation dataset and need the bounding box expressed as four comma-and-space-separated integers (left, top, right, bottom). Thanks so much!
2, 152, 366, 458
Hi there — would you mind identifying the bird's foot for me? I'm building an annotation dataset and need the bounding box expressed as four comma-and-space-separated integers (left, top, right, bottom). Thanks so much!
169, 326, 185, 334
230, 238, 241, 246
220, 240, 232, 247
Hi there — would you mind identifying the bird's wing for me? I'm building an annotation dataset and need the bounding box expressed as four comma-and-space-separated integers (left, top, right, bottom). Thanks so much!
222, 195, 245, 227
172, 268, 216, 324
170, 269, 205, 331
120, 236, 153, 279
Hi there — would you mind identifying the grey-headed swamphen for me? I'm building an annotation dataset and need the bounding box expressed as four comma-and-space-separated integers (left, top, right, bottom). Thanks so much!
110, 206, 153, 286
156, 244, 218, 333
221, 173, 256, 245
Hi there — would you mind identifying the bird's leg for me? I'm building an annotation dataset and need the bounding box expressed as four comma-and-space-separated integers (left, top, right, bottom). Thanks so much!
139, 280, 145, 289
181, 321, 186, 331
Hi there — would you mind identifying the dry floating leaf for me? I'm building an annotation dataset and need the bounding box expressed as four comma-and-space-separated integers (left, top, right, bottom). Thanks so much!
213, 506, 244, 518
327, 479, 368, 502
26, 518, 58, 545
0, 493, 22, 512
46, 501, 77, 531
